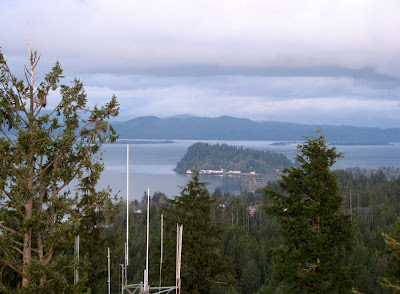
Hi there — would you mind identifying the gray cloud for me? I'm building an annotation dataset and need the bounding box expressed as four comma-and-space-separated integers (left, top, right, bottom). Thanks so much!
1, 0, 400, 128
2, 0, 400, 74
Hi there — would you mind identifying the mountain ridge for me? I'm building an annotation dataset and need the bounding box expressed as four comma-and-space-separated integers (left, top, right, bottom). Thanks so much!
112, 115, 400, 144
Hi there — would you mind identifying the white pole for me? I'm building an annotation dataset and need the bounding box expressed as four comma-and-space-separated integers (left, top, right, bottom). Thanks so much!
177, 225, 183, 294
124, 242, 127, 287
74, 235, 79, 284
159, 214, 164, 289
145, 187, 150, 293
120, 263, 125, 294
107, 247, 111, 294
176, 224, 179, 294
126, 144, 129, 267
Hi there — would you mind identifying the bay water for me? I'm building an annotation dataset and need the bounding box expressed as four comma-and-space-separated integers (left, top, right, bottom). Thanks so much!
99, 140, 400, 200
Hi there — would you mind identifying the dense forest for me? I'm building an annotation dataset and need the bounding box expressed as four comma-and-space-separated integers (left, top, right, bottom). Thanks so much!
174, 142, 294, 174
103, 166, 400, 293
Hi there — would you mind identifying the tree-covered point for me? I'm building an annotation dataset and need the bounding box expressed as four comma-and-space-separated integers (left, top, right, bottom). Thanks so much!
174, 142, 294, 174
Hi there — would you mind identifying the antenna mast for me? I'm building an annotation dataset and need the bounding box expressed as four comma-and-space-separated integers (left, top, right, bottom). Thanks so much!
107, 247, 111, 294
144, 188, 150, 293
159, 214, 163, 289
119, 144, 182, 294
126, 144, 129, 265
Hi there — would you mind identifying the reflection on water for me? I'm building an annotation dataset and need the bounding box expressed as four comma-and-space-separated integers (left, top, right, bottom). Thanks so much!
99, 140, 400, 201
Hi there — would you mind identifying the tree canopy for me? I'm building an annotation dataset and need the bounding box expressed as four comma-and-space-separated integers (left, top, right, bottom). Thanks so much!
162, 169, 235, 293
175, 142, 293, 174
0, 48, 120, 292
265, 133, 353, 293
379, 220, 400, 293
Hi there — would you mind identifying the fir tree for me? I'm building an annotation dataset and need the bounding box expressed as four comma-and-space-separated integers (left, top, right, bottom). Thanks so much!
0, 48, 120, 292
240, 259, 261, 294
162, 169, 235, 294
379, 219, 400, 293
265, 132, 353, 293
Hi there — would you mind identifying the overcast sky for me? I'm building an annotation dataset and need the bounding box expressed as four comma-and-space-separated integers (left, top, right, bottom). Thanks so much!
1, 0, 400, 128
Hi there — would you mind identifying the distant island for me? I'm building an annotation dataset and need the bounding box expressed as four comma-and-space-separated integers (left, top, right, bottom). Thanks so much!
112, 115, 400, 145
174, 142, 294, 176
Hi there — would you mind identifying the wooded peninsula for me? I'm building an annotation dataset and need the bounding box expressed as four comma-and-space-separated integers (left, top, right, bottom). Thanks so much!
174, 142, 294, 175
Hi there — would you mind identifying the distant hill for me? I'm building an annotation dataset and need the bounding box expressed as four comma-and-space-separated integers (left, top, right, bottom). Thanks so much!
112, 115, 400, 144
174, 142, 294, 174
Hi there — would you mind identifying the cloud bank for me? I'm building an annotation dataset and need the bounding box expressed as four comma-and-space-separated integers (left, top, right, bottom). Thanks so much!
1, 0, 399, 127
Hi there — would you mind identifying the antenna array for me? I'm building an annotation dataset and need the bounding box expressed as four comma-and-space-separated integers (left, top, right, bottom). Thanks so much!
110, 144, 183, 294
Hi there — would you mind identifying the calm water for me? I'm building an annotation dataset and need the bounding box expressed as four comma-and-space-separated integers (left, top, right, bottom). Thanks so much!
99, 140, 400, 200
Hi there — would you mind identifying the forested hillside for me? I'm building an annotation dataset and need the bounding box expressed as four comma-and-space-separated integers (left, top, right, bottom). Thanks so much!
174, 142, 294, 174
104, 168, 400, 293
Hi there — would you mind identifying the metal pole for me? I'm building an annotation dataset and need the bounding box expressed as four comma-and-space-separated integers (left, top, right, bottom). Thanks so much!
144, 188, 150, 293
175, 225, 183, 294
175, 223, 179, 294
159, 214, 163, 289
108, 247, 111, 294
74, 235, 79, 285
126, 144, 129, 267
178, 225, 183, 294
125, 243, 128, 286
120, 264, 124, 294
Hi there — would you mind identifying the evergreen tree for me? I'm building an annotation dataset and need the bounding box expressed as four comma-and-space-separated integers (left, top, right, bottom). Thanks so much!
162, 169, 235, 294
379, 219, 400, 293
0, 48, 120, 292
240, 259, 261, 294
265, 133, 353, 293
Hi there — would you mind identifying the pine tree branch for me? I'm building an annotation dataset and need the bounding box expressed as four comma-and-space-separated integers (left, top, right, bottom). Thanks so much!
1, 92, 28, 129
1, 57, 26, 111
36, 120, 92, 179
297, 186, 319, 204
0, 257, 25, 278
0, 128, 16, 148
0, 188, 11, 199
12, 245, 23, 255
0, 222, 23, 237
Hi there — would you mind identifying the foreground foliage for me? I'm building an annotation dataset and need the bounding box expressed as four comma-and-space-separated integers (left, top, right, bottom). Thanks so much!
0, 49, 120, 292
265, 133, 353, 293
106, 165, 400, 294
380, 221, 400, 293
162, 169, 235, 293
